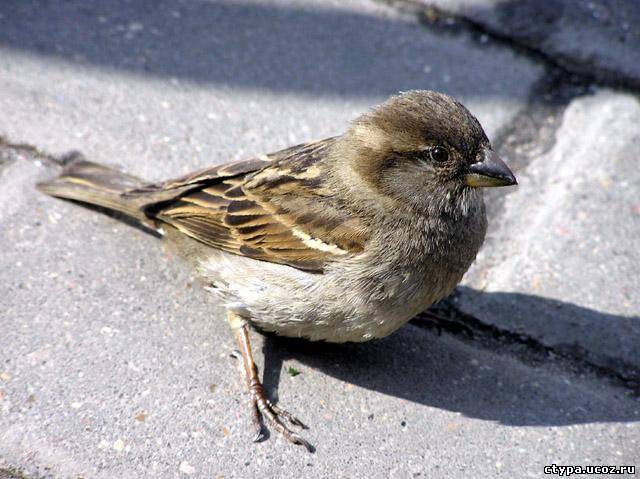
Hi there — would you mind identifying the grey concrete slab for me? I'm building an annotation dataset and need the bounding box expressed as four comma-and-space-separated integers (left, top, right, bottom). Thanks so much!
413, 0, 640, 88
459, 89, 640, 381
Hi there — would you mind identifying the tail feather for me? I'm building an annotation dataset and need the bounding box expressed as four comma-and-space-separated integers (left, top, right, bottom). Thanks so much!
37, 160, 151, 223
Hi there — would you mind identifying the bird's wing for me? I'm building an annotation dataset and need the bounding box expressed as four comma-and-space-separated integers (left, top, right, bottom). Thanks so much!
134, 138, 369, 272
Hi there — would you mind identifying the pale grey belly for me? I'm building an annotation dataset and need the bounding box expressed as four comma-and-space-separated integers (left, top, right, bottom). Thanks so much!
197, 249, 461, 343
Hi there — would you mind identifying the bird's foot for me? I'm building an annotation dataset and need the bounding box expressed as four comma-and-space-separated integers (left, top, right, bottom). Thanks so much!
248, 380, 314, 452
229, 338, 314, 453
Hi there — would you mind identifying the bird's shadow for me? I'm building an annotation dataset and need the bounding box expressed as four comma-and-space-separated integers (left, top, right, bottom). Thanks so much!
260, 290, 639, 427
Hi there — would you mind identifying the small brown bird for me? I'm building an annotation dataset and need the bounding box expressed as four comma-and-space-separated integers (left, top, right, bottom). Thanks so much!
38, 90, 516, 451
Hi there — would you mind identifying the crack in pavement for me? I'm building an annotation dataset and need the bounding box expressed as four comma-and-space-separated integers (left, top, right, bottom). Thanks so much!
0, 136, 62, 165
386, 0, 640, 92
0, 136, 84, 179
414, 294, 640, 394
0, 136, 65, 178
484, 70, 591, 219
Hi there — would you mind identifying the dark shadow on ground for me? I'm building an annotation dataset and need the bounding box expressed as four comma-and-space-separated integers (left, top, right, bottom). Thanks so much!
2, 0, 526, 98
451, 286, 640, 383
260, 290, 639, 427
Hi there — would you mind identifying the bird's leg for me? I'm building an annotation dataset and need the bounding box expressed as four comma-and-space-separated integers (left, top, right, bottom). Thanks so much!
227, 311, 313, 452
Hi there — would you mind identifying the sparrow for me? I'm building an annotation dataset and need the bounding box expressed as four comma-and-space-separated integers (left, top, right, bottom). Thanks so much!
38, 90, 517, 451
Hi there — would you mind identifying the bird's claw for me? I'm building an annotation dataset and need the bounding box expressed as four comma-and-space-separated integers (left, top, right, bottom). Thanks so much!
266, 399, 308, 429
251, 393, 314, 452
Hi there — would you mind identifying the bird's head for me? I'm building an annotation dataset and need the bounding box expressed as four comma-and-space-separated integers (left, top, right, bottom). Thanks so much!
342, 90, 516, 214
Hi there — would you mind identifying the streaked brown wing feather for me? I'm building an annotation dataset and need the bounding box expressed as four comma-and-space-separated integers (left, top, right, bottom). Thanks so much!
127, 157, 270, 195
149, 138, 369, 272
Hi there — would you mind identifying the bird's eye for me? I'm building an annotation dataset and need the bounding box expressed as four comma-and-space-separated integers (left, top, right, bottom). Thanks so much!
430, 146, 449, 163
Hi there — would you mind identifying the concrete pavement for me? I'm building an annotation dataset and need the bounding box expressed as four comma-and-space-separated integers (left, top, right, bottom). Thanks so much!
1, 0, 638, 477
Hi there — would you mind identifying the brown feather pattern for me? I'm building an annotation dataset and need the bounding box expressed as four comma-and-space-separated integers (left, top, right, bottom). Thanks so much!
39, 139, 370, 272
136, 138, 371, 272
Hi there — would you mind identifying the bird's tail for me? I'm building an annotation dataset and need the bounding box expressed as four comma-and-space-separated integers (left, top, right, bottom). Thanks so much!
37, 159, 151, 223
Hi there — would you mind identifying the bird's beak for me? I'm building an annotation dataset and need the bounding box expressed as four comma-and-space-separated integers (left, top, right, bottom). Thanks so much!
465, 149, 517, 188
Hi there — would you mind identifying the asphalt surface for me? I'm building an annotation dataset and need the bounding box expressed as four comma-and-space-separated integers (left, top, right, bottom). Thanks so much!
1, 0, 638, 478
